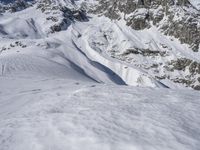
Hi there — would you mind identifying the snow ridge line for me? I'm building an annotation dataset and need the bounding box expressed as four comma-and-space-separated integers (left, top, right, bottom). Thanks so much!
71, 24, 167, 88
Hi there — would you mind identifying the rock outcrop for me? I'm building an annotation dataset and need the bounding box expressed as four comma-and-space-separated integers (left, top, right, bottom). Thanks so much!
36, 0, 88, 33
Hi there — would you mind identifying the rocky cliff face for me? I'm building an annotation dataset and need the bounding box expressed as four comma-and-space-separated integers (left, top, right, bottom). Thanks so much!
92, 0, 200, 52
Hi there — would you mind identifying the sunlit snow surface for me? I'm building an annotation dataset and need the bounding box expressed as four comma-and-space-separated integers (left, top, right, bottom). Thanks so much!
1, 77, 200, 150
190, 0, 200, 9
0, 1, 200, 150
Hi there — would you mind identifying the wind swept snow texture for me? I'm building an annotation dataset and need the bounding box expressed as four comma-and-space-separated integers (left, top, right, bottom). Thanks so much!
0, 78, 200, 150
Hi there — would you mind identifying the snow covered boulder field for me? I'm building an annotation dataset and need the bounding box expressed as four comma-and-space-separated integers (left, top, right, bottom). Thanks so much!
0, 0, 200, 150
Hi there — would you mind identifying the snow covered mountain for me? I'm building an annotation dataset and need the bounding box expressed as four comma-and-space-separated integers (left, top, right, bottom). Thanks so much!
1, 0, 200, 89
89, 0, 200, 89
0, 0, 200, 150
0, 0, 168, 87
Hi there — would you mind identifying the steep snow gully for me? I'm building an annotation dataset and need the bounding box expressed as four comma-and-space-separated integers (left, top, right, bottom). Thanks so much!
0, 1, 200, 150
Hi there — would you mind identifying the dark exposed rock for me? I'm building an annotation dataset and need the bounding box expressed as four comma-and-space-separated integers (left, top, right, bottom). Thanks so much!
72, 10, 88, 21
123, 48, 167, 57
46, 16, 58, 22
194, 85, 200, 90
173, 78, 193, 85
50, 24, 62, 33
169, 58, 192, 71
155, 75, 166, 80
198, 77, 200, 83
189, 61, 200, 74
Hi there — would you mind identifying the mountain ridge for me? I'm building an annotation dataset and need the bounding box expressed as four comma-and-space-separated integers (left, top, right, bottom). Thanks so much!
0, 0, 200, 90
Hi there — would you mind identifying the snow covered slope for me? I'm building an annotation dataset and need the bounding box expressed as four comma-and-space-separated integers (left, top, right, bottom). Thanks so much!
0, 0, 164, 87
0, 77, 200, 150
190, 0, 200, 10
0, 0, 200, 150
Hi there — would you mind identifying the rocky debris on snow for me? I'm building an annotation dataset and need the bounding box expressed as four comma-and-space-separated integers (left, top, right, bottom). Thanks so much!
0, 41, 27, 54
